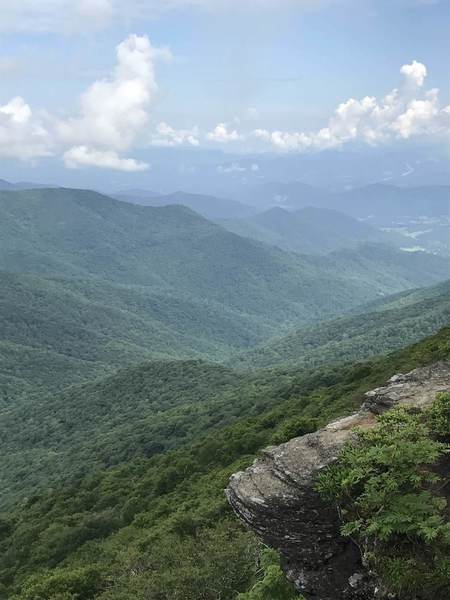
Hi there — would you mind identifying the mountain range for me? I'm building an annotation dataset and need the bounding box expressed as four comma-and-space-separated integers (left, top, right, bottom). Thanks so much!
219, 205, 407, 254
0, 181, 449, 599
2, 187, 450, 396
114, 190, 254, 220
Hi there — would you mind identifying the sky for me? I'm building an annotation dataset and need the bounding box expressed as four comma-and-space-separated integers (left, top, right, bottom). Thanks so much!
0, 0, 450, 187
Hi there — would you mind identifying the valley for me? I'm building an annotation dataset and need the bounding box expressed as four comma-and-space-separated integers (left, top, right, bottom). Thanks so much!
0, 182, 448, 600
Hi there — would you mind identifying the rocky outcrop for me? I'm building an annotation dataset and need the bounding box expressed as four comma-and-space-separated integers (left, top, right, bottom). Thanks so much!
226, 362, 450, 600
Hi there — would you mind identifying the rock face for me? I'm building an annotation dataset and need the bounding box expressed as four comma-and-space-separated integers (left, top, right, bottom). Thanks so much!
226, 362, 450, 600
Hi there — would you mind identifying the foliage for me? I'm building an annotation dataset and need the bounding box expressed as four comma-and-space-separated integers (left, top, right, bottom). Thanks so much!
237, 548, 302, 600
233, 279, 450, 371
316, 393, 450, 599
0, 270, 270, 397
0, 328, 448, 599
2, 187, 450, 396
17, 567, 104, 600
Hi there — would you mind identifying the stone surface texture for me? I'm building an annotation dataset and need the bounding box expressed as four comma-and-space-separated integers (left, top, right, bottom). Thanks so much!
226, 362, 450, 600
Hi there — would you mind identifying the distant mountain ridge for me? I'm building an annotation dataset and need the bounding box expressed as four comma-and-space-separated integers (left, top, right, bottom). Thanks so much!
220, 206, 407, 255
0, 178, 58, 191
114, 189, 255, 220
242, 180, 450, 217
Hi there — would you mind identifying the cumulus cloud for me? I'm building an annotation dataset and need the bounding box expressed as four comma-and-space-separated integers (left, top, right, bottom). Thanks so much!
2, 53, 450, 167
251, 61, 450, 153
400, 60, 427, 88
0, 97, 52, 159
59, 34, 169, 170
207, 123, 242, 143
63, 146, 148, 171
0, 34, 168, 169
151, 122, 200, 147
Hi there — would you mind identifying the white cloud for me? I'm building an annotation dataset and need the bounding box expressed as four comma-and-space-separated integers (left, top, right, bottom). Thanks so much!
59, 35, 169, 150
207, 123, 242, 143
251, 61, 450, 153
59, 34, 170, 170
0, 34, 169, 169
400, 60, 427, 88
0, 97, 52, 159
392, 89, 440, 139
63, 146, 148, 171
151, 122, 200, 146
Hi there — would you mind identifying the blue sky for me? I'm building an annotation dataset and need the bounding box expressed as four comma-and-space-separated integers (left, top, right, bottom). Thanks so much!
0, 0, 449, 181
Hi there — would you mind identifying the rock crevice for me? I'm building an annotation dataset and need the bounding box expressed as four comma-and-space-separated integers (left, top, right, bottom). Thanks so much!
226, 362, 450, 599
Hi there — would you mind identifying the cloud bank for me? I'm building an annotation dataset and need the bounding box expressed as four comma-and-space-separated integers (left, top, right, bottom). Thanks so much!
250, 60, 450, 152
0, 44, 450, 171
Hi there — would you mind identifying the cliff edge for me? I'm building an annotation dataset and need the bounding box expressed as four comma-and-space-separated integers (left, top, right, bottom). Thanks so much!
226, 362, 450, 599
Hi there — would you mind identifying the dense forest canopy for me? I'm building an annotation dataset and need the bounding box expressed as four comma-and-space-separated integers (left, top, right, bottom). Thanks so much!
0, 185, 448, 600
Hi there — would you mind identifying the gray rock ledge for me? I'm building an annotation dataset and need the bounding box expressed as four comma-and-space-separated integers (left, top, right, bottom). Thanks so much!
226, 362, 450, 599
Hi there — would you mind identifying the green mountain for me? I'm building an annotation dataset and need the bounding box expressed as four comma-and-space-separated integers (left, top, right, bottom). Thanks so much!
2, 187, 450, 399
231, 279, 450, 370
0, 359, 266, 508
0, 327, 448, 599
2, 188, 449, 327
0, 271, 266, 397
220, 206, 406, 255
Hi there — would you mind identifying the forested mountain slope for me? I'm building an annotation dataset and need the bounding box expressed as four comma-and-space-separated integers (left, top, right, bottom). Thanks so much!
0, 271, 267, 396
2, 188, 450, 331
0, 360, 283, 508
220, 206, 405, 255
233, 279, 450, 369
0, 328, 449, 600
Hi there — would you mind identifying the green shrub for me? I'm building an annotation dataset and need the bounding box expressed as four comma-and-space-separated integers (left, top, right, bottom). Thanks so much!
237, 548, 302, 600
316, 396, 450, 599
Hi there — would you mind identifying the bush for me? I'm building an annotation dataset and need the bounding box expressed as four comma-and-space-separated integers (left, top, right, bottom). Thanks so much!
316, 395, 450, 599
